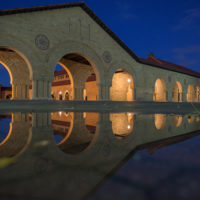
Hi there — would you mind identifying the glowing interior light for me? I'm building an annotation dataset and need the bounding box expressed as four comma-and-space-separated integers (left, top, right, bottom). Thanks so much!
128, 78, 131, 83
128, 112, 132, 116
59, 111, 62, 116
59, 91, 62, 95
127, 125, 131, 129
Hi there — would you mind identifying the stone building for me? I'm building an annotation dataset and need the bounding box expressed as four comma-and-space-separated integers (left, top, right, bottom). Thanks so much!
0, 2, 199, 102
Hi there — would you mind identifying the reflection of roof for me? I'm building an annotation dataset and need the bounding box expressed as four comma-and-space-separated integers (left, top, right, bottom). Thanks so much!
139, 56, 200, 78
0, 3, 199, 78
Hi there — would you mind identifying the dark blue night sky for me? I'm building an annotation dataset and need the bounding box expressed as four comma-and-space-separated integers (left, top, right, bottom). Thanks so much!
0, 0, 200, 86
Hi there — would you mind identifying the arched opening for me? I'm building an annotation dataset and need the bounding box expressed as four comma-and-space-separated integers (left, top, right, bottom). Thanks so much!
51, 53, 99, 101
195, 86, 200, 102
153, 78, 166, 102
52, 112, 98, 155
154, 114, 166, 130
187, 84, 195, 102
110, 69, 134, 101
110, 113, 134, 139
172, 81, 182, 102
173, 115, 182, 127
0, 47, 32, 100
0, 63, 12, 100
65, 90, 70, 100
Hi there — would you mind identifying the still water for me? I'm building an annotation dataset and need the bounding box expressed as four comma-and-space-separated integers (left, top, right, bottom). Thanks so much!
0, 112, 200, 200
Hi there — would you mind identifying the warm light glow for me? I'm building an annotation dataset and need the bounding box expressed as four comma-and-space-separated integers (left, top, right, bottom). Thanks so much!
59, 111, 62, 116
127, 125, 131, 129
59, 91, 62, 95
128, 78, 131, 83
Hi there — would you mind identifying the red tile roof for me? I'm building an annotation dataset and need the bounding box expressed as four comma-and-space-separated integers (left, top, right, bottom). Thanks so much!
139, 56, 200, 78
0, 3, 199, 78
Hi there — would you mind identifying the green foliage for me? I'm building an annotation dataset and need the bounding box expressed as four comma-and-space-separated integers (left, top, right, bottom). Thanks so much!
0, 157, 16, 169
148, 52, 155, 57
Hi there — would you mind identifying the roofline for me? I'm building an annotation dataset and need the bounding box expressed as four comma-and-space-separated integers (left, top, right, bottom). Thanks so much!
0, 2, 140, 62
0, 2, 199, 78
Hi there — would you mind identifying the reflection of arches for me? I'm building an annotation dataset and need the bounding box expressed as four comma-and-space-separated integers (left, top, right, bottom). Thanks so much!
52, 112, 99, 155
110, 113, 134, 138
172, 81, 182, 102
153, 79, 166, 102
187, 116, 194, 124
0, 113, 31, 158
65, 91, 70, 100
110, 69, 134, 101
195, 86, 200, 102
173, 115, 182, 127
187, 84, 195, 102
154, 114, 166, 130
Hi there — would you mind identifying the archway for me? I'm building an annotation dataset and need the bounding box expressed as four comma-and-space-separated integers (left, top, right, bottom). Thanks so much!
172, 81, 182, 102
187, 84, 195, 102
196, 86, 200, 102
154, 114, 166, 130
153, 78, 166, 102
65, 90, 70, 100
51, 53, 99, 101
0, 47, 32, 100
110, 69, 134, 101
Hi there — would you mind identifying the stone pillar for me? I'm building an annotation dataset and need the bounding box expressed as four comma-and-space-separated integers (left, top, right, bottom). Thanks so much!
12, 84, 17, 99
98, 83, 111, 100
74, 87, 84, 100
32, 79, 52, 100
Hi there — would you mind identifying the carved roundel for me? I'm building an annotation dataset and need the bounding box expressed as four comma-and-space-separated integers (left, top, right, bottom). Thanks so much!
35, 34, 49, 50
103, 51, 112, 63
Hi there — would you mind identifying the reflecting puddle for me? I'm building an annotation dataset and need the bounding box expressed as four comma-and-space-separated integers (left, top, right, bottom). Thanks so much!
0, 112, 200, 200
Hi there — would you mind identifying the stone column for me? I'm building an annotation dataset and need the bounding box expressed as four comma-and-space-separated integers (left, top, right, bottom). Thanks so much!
98, 83, 111, 101
12, 84, 17, 99
74, 87, 84, 100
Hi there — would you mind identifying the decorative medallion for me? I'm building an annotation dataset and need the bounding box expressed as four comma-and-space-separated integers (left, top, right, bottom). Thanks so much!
35, 34, 49, 50
102, 51, 112, 63
168, 76, 171, 83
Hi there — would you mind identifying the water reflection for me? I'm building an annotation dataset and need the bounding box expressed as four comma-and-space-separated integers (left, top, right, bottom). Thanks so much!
110, 113, 134, 138
154, 114, 166, 130
52, 112, 98, 155
0, 113, 31, 158
173, 115, 182, 127
0, 112, 199, 200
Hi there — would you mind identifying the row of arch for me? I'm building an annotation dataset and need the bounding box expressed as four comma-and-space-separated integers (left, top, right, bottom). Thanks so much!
154, 78, 200, 102
0, 45, 199, 102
